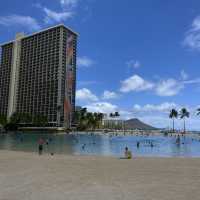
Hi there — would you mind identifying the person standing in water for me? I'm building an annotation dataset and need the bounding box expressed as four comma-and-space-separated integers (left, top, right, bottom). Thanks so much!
124, 147, 132, 159
176, 135, 181, 145
38, 138, 44, 155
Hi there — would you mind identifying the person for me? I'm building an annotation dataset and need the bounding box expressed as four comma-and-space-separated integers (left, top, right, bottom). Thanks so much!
176, 135, 181, 145
150, 142, 154, 148
82, 144, 86, 150
124, 147, 132, 159
137, 141, 140, 148
38, 138, 44, 155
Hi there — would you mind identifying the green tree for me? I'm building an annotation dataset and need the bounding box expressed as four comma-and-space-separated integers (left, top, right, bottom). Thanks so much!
33, 115, 48, 127
86, 112, 94, 130
179, 108, 190, 133
0, 115, 7, 127
169, 109, 178, 132
20, 113, 32, 124
9, 112, 21, 124
74, 108, 104, 131
97, 113, 104, 128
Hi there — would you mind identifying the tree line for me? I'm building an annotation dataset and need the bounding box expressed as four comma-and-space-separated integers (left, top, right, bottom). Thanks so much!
0, 113, 48, 130
74, 108, 104, 131
169, 107, 200, 133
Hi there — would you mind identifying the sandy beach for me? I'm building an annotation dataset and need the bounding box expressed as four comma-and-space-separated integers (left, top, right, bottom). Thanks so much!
0, 150, 200, 200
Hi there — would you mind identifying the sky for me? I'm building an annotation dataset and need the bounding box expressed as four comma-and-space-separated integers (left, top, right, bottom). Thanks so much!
1, 0, 200, 130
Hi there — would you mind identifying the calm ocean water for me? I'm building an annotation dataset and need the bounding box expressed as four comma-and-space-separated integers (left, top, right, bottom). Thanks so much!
0, 132, 200, 157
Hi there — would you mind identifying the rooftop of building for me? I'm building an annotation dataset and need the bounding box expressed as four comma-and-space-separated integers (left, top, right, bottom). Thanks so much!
0, 24, 78, 47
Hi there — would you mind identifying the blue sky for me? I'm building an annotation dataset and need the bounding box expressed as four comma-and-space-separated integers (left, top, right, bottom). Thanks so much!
1, 0, 200, 130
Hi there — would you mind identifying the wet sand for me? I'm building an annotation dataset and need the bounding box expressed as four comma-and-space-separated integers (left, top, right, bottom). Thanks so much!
0, 150, 200, 200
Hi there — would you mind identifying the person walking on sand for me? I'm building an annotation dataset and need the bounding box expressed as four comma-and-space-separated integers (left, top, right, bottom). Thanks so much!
38, 138, 44, 155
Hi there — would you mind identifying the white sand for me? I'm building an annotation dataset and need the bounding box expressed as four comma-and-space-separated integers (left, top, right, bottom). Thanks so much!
0, 150, 200, 200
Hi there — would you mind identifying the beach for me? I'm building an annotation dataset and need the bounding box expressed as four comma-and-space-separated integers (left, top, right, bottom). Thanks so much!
0, 151, 200, 200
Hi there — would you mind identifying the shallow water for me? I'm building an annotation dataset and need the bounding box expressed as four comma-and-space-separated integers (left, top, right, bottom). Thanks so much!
0, 132, 200, 157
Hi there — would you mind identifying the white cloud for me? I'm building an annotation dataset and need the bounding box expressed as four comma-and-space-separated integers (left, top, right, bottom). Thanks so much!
180, 70, 188, 80
120, 75, 154, 93
155, 79, 184, 96
78, 81, 99, 86
0, 15, 40, 31
60, 0, 78, 8
43, 7, 73, 24
133, 102, 178, 113
183, 78, 200, 84
183, 16, 200, 51
85, 102, 118, 114
102, 90, 119, 100
77, 56, 94, 68
76, 88, 98, 102
120, 73, 200, 96
127, 60, 141, 69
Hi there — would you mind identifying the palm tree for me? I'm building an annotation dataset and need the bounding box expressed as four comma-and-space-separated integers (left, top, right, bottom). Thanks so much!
197, 108, 200, 116
115, 112, 120, 117
179, 108, 190, 133
169, 109, 178, 132
97, 113, 104, 128
86, 112, 94, 130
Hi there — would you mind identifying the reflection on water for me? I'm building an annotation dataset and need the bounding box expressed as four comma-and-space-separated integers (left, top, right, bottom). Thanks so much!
0, 132, 200, 157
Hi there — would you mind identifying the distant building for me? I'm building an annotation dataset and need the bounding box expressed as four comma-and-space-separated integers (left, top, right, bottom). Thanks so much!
0, 24, 78, 128
75, 106, 82, 112
102, 114, 125, 130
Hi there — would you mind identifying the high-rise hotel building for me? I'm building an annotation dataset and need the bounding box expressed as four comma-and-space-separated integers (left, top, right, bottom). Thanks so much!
0, 24, 77, 128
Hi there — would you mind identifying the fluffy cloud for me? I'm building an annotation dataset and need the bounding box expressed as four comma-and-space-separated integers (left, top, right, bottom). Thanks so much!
43, 7, 73, 24
60, 0, 78, 8
102, 90, 119, 100
126, 60, 141, 69
120, 73, 200, 96
120, 75, 154, 93
133, 102, 178, 113
155, 79, 184, 96
76, 88, 98, 102
85, 102, 118, 114
183, 16, 200, 51
0, 15, 40, 31
77, 57, 94, 68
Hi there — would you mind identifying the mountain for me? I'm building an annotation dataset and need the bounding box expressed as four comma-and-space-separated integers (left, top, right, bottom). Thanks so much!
124, 118, 157, 130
